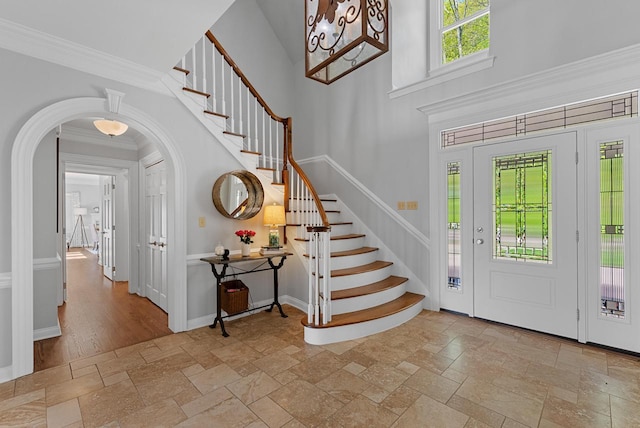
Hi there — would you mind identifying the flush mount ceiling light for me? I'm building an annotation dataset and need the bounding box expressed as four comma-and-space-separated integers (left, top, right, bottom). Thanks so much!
305, 0, 389, 84
93, 119, 128, 137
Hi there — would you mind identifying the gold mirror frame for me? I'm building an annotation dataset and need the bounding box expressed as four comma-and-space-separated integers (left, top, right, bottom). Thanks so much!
212, 170, 264, 219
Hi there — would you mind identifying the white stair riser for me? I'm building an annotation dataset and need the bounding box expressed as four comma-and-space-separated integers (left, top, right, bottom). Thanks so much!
329, 251, 378, 270
286, 211, 340, 224
224, 133, 245, 148
331, 285, 406, 315
184, 91, 208, 108
330, 236, 366, 252
328, 265, 393, 291
327, 223, 352, 236
303, 302, 423, 345
320, 200, 339, 211
203, 113, 226, 129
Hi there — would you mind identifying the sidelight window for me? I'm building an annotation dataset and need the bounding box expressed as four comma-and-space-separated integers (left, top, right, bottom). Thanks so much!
447, 162, 462, 289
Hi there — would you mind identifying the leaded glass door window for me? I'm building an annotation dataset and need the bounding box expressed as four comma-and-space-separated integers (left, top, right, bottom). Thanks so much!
493, 151, 552, 263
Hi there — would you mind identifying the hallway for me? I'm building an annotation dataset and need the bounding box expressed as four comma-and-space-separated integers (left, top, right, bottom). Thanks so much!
33, 248, 172, 371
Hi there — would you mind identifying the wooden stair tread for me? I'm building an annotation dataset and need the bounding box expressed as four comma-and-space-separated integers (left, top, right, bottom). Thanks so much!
288, 210, 340, 213
302, 292, 423, 329
182, 87, 210, 98
288, 221, 352, 227
332, 275, 408, 300
331, 260, 393, 278
290, 197, 337, 202
294, 233, 365, 242
204, 110, 229, 119
224, 131, 246, 138
257, 166, 276, 172
173, 66, 190, 75
304, 246, 378, 259
240, 149, 261, 155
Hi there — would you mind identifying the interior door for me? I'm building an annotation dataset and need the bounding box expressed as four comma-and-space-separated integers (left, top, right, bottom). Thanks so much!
473, 133, 578, 338
585, 124, 640, 352
145, 160, 168, 312
102, 176, 115, 280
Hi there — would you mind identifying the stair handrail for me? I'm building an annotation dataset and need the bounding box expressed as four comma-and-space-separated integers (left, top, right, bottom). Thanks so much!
203, 31, 329, 229
177, 31, 332, 326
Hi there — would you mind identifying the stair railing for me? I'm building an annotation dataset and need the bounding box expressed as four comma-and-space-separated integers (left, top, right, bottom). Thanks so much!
176, 31, 332, 325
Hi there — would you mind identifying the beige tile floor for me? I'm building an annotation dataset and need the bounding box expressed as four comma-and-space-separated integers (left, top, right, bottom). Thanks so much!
1, 306, 640, 427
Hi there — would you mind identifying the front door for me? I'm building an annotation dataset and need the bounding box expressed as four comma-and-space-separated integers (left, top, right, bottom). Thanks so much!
145, 160, 168, 312
473, 133, 578, 338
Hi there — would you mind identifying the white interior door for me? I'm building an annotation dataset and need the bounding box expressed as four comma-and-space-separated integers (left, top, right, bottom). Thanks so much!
473, 133, 578, 338
585, 124, 640, 352
102, 176, 115, 280
145, 160, 168, 312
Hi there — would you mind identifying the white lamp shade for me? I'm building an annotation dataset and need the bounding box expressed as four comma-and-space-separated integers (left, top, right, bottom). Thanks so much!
93, 119, 128, 137
263, 204, 286, 226
73, 207, 87, 216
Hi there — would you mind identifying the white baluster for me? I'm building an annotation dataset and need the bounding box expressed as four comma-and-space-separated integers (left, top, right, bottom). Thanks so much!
221, 56, 226, 118
269, 120, 274, 170
275, 124, 280, 174
229, 64, 235, 132
246, 87, 251, 151
262, 108, 266, 166
211, 42, 217, 112
201, 36, 207, 107
180, 56, 186, 87
307, 232, 314, 324
313, 232, 320, 326
322, 231, 331, 324
238, 75, 243, 139
191, 44, 197, 91
254, 98, 259, 156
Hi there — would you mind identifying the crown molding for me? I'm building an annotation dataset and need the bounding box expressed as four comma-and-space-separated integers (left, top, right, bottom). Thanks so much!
418, 43, 640, 126
61, 125, 139, 151
0, 17, 170, 95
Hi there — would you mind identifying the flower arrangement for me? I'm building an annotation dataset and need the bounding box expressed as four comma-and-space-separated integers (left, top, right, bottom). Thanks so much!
235, 229, 256, 244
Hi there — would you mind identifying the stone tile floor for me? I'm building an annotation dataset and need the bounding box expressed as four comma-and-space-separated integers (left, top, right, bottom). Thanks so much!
1, 306, 640, 427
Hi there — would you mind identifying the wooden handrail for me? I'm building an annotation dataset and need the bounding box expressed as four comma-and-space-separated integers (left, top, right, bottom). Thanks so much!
282, 117, 331, 228
205, 31, 286, 124
203, 32, 330, 230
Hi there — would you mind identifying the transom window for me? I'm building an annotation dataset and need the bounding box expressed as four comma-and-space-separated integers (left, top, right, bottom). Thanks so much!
440, 0, 490, 65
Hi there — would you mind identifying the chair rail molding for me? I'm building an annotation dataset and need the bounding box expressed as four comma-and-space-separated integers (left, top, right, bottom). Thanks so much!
11, 96, 187, 380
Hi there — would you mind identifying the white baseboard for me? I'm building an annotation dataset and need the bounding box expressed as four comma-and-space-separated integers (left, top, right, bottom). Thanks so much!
186, 295, 309, 331
33, 319, 61, 341
0, 365, 12, 383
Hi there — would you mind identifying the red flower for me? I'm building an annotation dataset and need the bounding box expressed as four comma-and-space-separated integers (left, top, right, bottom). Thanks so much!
235, 230, 255, 244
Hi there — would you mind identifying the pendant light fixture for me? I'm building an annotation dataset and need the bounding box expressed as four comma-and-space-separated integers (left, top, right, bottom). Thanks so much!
305, 0, 389, 84
93, 119, 128, 137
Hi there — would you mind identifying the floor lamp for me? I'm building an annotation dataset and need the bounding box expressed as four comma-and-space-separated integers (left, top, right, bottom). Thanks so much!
69, 207, 89, 249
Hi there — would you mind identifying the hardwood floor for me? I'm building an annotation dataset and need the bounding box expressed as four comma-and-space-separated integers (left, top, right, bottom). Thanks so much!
33, 248, 172, 371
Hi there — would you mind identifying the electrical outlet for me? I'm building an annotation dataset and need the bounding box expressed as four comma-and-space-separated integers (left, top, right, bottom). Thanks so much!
397, 201, 406, 210
198, 217, 206, 227
407, 201, 418, 210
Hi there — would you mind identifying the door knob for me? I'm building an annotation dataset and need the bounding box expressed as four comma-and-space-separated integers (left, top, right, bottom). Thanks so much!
149, 241, 157, 245
476, 227, 484, 233
159, 242, 165, 248
476, 239, 484, 245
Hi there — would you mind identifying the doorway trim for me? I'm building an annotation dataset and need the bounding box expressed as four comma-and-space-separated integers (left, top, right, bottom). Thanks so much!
11, 97, 188, 379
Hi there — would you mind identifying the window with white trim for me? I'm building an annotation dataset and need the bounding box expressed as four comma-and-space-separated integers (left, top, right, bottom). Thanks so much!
431, 0, 490, 69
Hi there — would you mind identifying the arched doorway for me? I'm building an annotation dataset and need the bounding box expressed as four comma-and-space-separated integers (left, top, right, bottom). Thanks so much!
11, 97, 188, 379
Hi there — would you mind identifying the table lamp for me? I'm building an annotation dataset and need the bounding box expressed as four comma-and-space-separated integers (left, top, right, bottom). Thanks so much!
263, 203, 286, 247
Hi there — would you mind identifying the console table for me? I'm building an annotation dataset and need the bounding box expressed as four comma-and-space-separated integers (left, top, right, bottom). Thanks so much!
200, 252, 291, 337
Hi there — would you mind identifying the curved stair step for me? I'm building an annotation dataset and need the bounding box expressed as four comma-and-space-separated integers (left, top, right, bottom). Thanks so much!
303, 246, 378, 259
331, 260, 392, 278
332, 275, 408, 300
294, 233, 365, 243
302, 293, 424, 345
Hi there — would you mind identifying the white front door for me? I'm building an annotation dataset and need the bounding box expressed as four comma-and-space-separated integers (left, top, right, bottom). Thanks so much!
102, 176, 115, 280
584, 124, 640, 352
145, 160, 168, 312
473, 133, 578, 338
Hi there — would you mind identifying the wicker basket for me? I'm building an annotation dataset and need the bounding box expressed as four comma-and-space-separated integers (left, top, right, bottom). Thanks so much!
220, 279, 249, 315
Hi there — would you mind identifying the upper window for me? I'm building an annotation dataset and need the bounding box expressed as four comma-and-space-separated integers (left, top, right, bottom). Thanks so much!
440, 0, 490, 65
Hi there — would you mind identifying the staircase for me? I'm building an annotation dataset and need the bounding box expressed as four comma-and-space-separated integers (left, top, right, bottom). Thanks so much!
166, 30, 425, 346
291, 197, 424, 345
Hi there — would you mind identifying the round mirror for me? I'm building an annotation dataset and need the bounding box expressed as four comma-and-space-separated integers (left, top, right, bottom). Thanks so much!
212, 170, 264, 219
